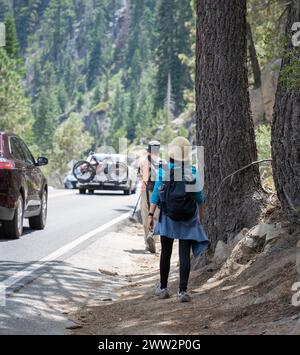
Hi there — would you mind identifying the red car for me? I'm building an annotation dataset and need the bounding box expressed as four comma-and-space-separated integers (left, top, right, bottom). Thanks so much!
0, 132, 48, 239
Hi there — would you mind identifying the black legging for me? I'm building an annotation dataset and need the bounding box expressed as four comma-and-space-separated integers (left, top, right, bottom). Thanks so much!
160, 236, 193, 292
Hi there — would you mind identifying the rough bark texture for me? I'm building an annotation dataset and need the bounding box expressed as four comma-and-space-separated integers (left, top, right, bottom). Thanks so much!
196, 0, 265, 248
272, 1, 300, 224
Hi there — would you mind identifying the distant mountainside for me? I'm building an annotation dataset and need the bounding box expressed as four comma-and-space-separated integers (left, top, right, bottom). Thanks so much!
0, 0, 193, 155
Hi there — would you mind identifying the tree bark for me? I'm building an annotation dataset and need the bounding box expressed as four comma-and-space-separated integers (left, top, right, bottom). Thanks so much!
271, 1, 300, 224
196, 0, 266, 248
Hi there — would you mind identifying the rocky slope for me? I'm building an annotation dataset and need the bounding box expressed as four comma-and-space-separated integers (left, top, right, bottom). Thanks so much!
71, 199, 300, 335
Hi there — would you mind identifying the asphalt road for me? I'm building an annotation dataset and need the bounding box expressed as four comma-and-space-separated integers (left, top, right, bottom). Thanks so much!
0, 189, 138, 283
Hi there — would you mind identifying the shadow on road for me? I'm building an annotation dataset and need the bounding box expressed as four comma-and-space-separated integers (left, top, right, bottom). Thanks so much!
0, 259, 129, 335
0, 226, 36, 242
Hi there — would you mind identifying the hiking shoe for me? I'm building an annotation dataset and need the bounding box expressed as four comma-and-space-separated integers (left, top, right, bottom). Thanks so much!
146, 233, 156, 254
158, 288, 170, 300
154, 284, 163, 296
178, 291, 191, 303
154, 284, 170, 299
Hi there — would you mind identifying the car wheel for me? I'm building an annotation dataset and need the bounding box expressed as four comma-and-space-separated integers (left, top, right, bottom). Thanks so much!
79, 189, 86, 194
88, 190, 94, 194
3, 194, 24, 239
124, 183, 132, 195
29, 189, 47, 230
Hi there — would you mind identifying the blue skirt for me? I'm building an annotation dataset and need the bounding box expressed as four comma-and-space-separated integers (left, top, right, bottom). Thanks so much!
153, 210, 209, 257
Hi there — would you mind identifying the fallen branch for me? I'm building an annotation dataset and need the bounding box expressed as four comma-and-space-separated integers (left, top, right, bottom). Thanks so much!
214, 159, 273, 197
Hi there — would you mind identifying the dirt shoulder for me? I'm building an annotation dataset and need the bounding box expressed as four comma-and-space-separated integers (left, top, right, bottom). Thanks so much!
71, 219, 300, 335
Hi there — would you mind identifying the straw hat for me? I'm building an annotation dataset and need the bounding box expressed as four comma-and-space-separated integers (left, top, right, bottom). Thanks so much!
168, 136, 192, 162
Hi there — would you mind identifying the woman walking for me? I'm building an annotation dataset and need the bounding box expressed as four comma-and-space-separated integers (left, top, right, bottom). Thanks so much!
148, 137, 209, 302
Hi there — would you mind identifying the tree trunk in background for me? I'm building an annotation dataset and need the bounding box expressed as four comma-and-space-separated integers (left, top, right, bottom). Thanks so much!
271, 1, 300, 224
246, 22, 262, 89
196, 0, 266, 248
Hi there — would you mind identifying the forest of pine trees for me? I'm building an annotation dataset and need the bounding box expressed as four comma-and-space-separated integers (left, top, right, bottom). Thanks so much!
0, 0, 194, 162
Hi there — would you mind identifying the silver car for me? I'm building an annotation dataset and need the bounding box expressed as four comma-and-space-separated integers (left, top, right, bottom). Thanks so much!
75, 153, 138, 195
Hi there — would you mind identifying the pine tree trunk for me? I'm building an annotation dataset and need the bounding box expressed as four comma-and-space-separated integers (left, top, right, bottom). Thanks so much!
271, 1, 300, 224
196, 0, 265, 248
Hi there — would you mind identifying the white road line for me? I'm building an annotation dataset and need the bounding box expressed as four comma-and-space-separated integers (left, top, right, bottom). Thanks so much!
4, 211, 131, 290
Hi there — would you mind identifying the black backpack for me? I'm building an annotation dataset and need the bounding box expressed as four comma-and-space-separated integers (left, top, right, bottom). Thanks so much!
159, 166, 197, 221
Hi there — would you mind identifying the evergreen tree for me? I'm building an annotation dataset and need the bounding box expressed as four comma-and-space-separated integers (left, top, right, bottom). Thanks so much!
4, 13, 20, 60
76, 93, 84, 110
86, 5, 111, 90
154, 0, 175, 112
154, 0, 193, 114
125, 0, 147, 69
271, 0, 300, 224
13, 0, 49, 50
87, 38, 103, 89
50, 113, 93, 174
33, 86, 60, 153
109, 81, 130, 149
196, 0, 265, 248
123, 0, 157, 88
134, 67, 156, 141
173, 0, 193, 108
0, 48, 31, 138
92, 85, 102, 106
57, 82, 68, 113
126, 88, 137, 141
110, 82, 128, 132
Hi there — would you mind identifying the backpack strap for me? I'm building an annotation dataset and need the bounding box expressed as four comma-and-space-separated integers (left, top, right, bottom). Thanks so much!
146, 158, 164, 207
